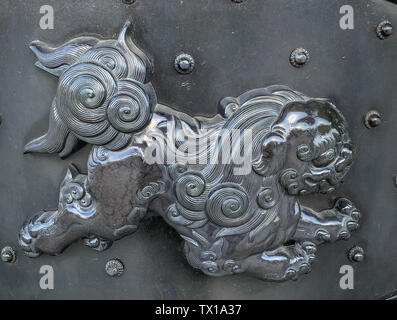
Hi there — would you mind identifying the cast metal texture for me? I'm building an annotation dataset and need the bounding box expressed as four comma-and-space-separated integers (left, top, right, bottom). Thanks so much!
18, 21, 360, 282
1, 0, 397, 299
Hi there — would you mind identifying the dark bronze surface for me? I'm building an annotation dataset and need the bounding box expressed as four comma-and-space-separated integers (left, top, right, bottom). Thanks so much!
1, 0, 397, 299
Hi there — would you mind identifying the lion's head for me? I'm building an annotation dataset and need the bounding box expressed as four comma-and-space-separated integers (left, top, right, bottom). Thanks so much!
24, 21, 155, 158
253, 99, 354, 195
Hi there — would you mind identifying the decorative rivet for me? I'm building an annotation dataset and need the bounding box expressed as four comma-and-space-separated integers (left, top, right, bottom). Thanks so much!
290, 48, 310, 68
376, 20, 393, 40
122, 0, 136, 4
231, 0, 244, 2
348, 246, 365, 262
174, 53, 195, 74
1, 246, 16, 263
105, 258, 124, 277
364, 110, 381, 128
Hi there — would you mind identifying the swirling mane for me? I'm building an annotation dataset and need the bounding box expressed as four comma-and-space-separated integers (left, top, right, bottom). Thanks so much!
24, 21, 153, 158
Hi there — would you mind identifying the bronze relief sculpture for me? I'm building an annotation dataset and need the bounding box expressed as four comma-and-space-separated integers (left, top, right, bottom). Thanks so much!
19, 21, 360, 281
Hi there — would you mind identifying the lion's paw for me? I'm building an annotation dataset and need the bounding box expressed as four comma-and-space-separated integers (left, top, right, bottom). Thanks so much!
259, 242, 316, 281
312, 198, 360, 243
18, 210, 57, 257
284, 242, 316, 281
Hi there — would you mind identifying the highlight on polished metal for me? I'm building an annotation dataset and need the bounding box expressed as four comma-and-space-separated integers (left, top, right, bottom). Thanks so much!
19, 21, 360, 282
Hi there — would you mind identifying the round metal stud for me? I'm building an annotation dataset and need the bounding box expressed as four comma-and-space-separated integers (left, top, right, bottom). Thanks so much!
122, 0, 136, 4
174, 53, 195, 74
105, 258, 124, 277
1, 246, 16, 263
376, 20, 393, 40
364, 110, 381, 128
348, 246, 365, 262
290, 48, 310, 68
232, 0, 244, 3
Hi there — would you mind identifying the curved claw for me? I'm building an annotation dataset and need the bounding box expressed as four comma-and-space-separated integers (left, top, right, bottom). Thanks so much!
350, 210, 361, 221
347, 221, 359, 231
286, 269, 298, 281
315, 230, 331, 242
337, 229, 351, 240
83, 236, 112, 251
301, 241, 317, 254
299, 263, 311, 274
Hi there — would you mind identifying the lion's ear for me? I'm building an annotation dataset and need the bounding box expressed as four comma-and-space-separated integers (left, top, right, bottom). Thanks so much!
65, 164, 80, 182
253, 135, 286, 176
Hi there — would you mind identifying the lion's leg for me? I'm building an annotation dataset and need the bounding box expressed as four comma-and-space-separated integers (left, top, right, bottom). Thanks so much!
292, 198, 360, 245
19, 146, 163, 257
19, 164, 125, 256
181, 234, 315, 281
19, 165, 103, 257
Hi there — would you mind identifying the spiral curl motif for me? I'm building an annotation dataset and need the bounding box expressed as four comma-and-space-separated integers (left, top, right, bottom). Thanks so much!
257, 187, 277, 209
175, 174, 206, 211
279, 169, 301, 195
57, 62, 117, 138
56, 62, 152, 149
206, 185, 251, 227
107, 81, 151, 133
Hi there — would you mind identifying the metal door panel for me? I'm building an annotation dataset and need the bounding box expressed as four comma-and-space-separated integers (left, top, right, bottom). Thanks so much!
0, 0, 396, 299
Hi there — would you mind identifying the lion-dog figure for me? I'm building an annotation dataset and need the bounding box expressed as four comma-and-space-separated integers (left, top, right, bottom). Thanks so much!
19, 22, 360, 281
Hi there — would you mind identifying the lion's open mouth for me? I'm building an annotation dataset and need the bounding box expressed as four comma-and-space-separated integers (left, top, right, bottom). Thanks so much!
303, 146, 353, 193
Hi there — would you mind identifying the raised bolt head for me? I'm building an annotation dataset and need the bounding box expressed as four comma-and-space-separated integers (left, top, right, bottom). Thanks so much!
353, 252, 364, 262
364, 110, 381, 128
368, 114, 381, 127
1, 246, 16, 263
122, 0, 136, 4
174, 53, 195, 74
290, 48, 310, 68
178, 59, 191, 71
294, 53, 308, 65
382, 24, 393, 36
348, 246, 365, 263
377, 21, 393, 40
105, 258, 124, 277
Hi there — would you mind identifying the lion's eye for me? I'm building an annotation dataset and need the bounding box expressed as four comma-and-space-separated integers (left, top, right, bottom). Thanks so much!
313, 148, 337, 167
297, 144, 312, 161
